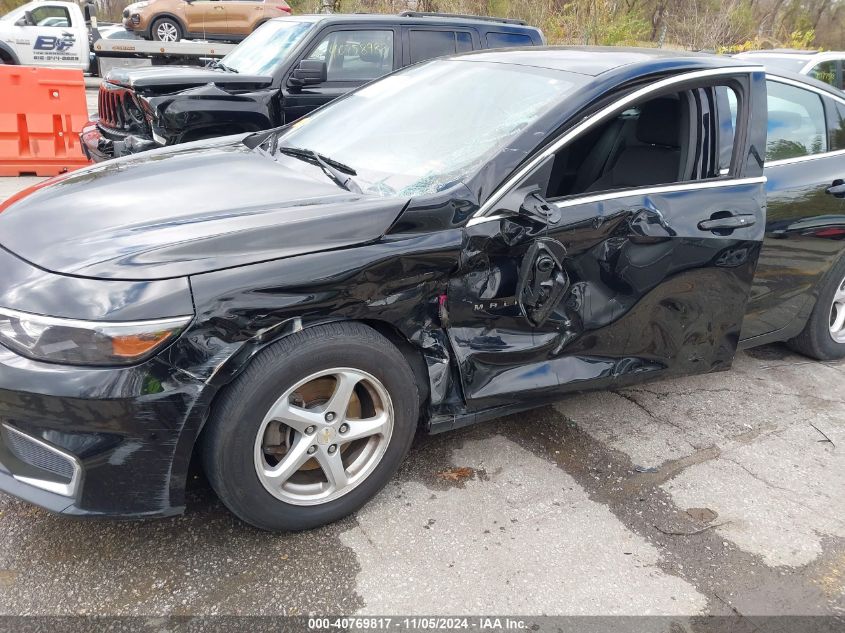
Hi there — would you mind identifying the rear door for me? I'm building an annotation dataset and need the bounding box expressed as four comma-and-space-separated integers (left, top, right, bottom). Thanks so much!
741, 77, 845, 341
215, 0, 257, 36
183, 0, 220, 36
282, 26, 397, 123
447, 69, 768, 406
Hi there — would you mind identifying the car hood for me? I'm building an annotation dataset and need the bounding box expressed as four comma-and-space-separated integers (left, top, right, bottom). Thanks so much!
105, 65, 272, 92
0, 138, 409, 281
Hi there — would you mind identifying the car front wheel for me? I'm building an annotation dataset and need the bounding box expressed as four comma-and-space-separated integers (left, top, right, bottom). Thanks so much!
202, 322, 420, 531
151, 17, 182, 42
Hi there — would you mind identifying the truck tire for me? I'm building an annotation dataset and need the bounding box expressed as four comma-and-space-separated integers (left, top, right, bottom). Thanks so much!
788, 255, 845, 360
151, 17, 182, 42
201, 322, 420, 531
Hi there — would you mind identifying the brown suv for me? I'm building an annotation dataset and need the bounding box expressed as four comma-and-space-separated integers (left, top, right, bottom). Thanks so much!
122, 0, 292, 42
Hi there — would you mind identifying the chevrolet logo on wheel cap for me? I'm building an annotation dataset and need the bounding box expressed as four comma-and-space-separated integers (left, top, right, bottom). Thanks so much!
317, 427, 335, 445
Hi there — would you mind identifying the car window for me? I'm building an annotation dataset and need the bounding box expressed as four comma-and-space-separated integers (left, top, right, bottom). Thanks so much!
716, 86, 740, 174
307, 30, 394, 82
543, 83, 738, 199
809, 61, 838, 88
486, 32, 533, 48
30, 6, 71, 27
831, 100, 845, 151
766, 81, 827, 161
408, 30, 464, 64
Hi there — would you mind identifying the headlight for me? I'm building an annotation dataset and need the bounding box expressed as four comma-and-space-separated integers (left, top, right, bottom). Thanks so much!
0, 307, 191, 367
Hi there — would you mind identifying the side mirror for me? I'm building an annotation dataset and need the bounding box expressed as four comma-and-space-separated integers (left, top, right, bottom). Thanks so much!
17, 11, 36, 26
288, 59, 327, 87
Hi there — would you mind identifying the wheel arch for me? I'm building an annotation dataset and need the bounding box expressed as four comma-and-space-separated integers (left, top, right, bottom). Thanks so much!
172, 316, 435, 508
0, 42, 20, 65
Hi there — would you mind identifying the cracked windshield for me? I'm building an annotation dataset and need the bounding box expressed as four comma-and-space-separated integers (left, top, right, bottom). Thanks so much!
278, 60, 583, 197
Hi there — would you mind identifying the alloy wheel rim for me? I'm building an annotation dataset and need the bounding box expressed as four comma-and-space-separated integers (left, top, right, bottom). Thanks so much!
157, 23, 178, 41
829, 276, 845, 343
254, 368, 394, 506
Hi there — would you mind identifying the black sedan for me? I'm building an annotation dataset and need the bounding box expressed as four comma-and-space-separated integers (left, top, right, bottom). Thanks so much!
0, 48, 843, 531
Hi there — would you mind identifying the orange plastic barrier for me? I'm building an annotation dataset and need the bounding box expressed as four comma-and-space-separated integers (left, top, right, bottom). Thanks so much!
0, 66, 92, 177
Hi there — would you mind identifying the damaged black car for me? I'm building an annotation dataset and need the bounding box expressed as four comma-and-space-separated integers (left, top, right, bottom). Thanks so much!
3, 48, 845, 531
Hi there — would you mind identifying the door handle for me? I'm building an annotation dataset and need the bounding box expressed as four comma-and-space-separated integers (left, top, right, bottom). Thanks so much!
697, 213, 756, 232
826, 180, 845, 198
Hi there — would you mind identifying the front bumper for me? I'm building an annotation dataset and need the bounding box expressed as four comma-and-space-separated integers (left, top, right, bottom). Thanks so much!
81, 120, 158, 163
0, 344, 209, 518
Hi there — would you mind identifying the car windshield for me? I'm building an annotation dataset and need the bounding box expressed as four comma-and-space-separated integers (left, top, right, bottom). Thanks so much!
743, 55, 810, 72
278, 60, 584, 197
220, 19, 316, 76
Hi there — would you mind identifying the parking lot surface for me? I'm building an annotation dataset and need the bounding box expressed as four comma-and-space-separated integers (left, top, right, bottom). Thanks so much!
0, 125, 843, 624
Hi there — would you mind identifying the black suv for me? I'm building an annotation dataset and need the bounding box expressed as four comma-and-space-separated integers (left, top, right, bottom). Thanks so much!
81, 12, 545, 161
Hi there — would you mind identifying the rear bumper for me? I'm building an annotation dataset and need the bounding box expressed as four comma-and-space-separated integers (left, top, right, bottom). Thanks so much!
81, 120, 157, 163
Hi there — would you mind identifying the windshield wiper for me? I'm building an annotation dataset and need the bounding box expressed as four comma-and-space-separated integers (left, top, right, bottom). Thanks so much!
213, 61, 238, 73
278, 146, 361, 193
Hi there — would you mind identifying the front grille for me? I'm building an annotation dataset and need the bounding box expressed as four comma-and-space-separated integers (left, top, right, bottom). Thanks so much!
98, 85, 129, 129
4, 427, 75, 482
98, 85, 150, 137
132, 14, 140, 25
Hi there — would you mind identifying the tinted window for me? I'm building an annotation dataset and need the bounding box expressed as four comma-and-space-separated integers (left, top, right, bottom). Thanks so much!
809, 61, 838, 88
832, 101, 845, 151
409, 30, 462, 64
306, 30, 394, 82
716, 86, 739, 173
486, 32, 533, 48
456, 31, 473, 52
766, 81, 827, 161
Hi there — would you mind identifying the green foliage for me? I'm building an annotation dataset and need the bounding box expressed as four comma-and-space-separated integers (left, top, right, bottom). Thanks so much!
787, 28, 816, 49
1, 0, 841, 51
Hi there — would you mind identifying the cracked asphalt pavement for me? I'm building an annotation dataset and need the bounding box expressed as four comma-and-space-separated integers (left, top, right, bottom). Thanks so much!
1, 169, 843, 626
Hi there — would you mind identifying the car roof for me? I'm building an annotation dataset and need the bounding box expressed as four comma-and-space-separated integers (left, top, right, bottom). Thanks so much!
738, 50, 845, 60
444, 46, 757, 76
288, 13, 539, 31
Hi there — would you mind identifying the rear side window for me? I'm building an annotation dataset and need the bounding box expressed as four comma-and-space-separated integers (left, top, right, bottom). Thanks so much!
409, 30, 471, 64
716, 86, 739, 174
486, 32, 533, 48
765, 81, 827, 161
831, 101, 845, 151
809, 61, 838, 88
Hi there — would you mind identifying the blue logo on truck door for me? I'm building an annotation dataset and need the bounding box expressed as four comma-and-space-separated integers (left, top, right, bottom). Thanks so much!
34, 32, 76, 51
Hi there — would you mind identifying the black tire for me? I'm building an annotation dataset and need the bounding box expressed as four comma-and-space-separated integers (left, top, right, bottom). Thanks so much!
788, 255, 845, 360
201, 322, 420, 531
151, 17, 182, 42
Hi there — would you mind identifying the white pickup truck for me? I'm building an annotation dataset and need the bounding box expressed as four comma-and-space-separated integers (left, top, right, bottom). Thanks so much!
0, 0, 235, 74
0, 1, 91, 70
